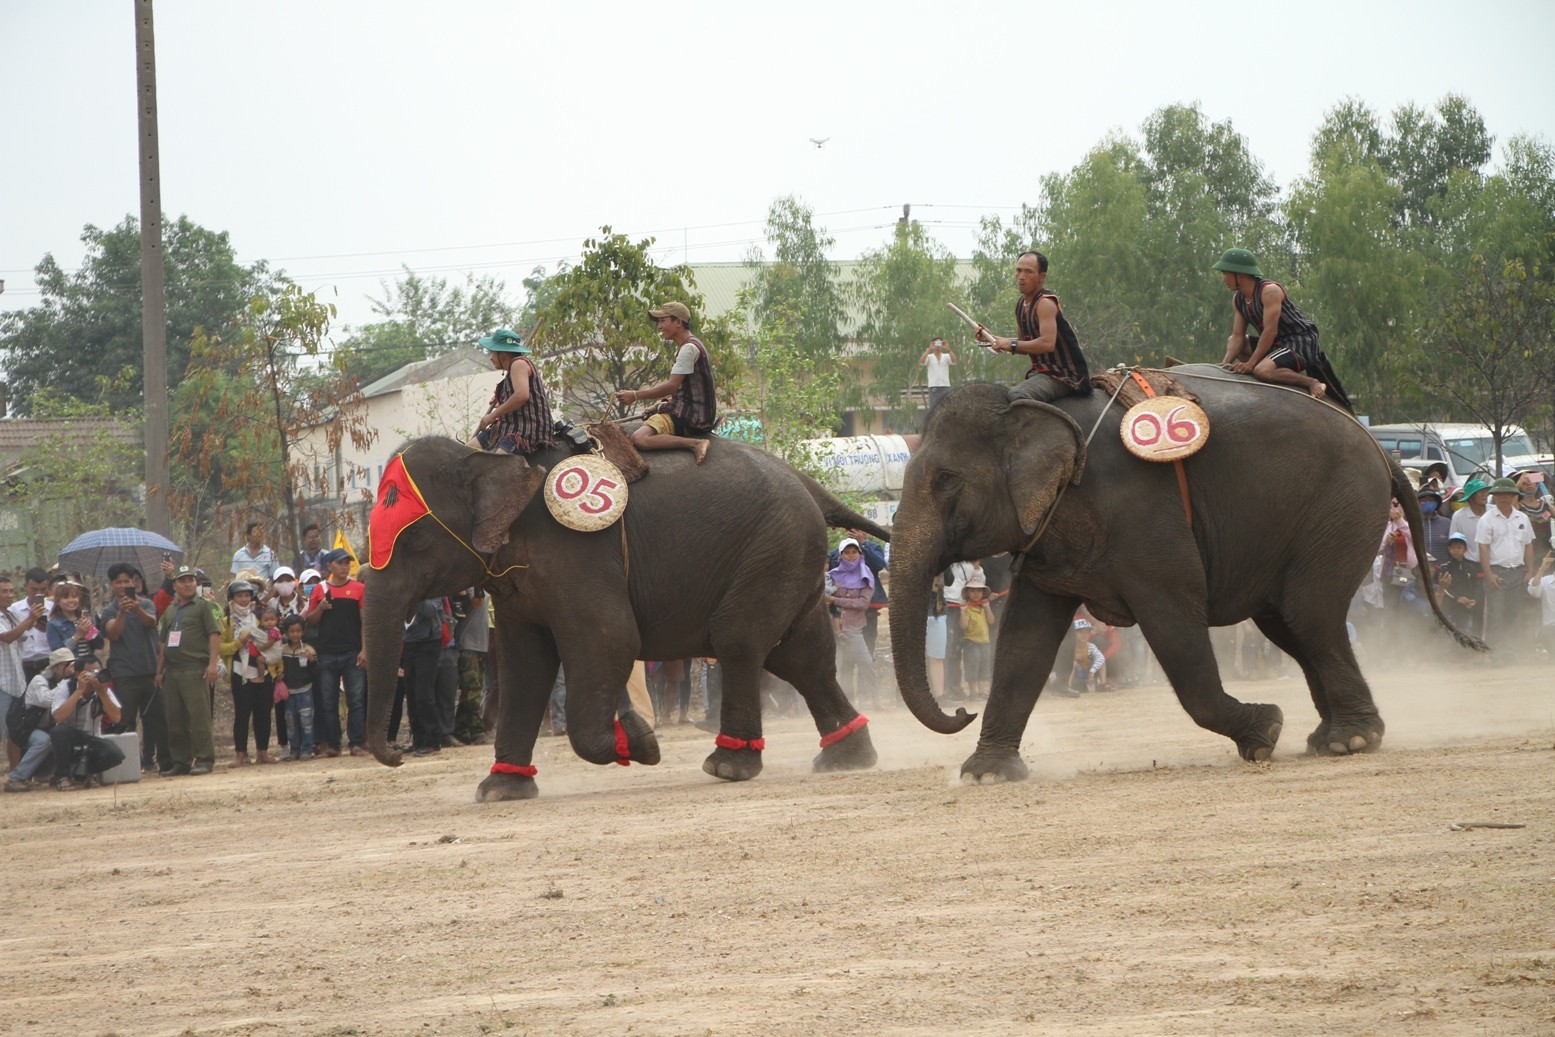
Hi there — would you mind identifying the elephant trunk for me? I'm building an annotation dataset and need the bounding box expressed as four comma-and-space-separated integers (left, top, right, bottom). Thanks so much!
361, 572, 407, 767
887, 523, 977, 734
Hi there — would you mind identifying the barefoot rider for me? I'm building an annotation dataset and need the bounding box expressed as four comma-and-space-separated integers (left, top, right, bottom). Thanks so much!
1215, 248, 1353, 411
614, 301, 717, 465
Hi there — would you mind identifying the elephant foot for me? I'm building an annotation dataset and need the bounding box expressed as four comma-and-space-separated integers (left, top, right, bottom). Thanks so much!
1307, 714, 1385, 756
476, 771, 539, 802
959, 748, 1030, 785
812, 716, 877, 772
619, 710, 661, 766
1233, 703, 1284, 763
703, 735, 764, 781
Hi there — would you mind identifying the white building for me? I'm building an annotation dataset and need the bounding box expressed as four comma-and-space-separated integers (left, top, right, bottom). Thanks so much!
294, 347, 498, 528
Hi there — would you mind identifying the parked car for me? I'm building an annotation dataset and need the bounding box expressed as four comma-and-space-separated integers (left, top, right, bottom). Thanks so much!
1366, 422, 1551, 489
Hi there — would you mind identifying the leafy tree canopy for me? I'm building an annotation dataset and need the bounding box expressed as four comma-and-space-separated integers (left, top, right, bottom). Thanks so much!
0, 215, 266, 413
529, 228, 742, 422
334, 266, 521, 386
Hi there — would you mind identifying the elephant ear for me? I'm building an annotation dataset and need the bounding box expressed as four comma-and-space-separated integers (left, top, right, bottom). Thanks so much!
461, 452, 547, 554
1005, 399, 1088, 537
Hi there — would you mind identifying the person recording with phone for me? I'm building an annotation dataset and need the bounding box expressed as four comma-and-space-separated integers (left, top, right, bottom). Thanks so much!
100, 563, 168, 774
7, 568, 54, 681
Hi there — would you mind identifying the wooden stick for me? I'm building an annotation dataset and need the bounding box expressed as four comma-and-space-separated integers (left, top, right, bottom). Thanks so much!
946, 302, 994, 347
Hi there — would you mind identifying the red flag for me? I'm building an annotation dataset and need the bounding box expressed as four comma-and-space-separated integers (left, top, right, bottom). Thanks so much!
369, 453, 431, 570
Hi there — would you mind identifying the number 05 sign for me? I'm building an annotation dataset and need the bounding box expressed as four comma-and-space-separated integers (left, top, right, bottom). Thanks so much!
1120, 398, 1210, 462
544, 454, 628, 531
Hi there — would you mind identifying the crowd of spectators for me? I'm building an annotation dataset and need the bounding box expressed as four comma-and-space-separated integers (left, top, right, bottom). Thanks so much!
1, 521, 492, 792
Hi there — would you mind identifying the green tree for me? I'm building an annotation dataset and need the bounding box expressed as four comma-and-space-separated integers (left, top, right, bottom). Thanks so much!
733, 289, 848, 476
851, 218, 962, 432
1030, 105, 1284, 367
1381, 94, 1493, 234
530, 229, 742, 421
1289, 102, 1425, 417
1416, 253, 1555, 471
171, 282, 377, 561
335, 266, 521, 385
746, 196, 847, 361
0, 215, 264, 412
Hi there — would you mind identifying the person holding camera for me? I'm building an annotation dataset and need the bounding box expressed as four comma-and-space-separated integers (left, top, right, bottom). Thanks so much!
4, 648, 75, 791
100, 563, 167, 774
45, 651, 124, 790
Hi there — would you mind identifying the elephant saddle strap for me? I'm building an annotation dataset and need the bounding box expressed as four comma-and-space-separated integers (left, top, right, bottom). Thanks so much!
1128, 371, 1193, 526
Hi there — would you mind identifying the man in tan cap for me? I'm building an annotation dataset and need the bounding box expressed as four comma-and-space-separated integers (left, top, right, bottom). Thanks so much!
614, 301, 716, 464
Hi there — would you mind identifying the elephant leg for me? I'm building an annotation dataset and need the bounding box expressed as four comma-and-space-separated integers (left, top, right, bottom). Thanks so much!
554, 625, 659, 769
1257, 610, 1382, 756
477, 622, 556, 803
962, 585, 1079, 784
762, 603, 877, 773
1133, 594, 1284, 762
696, 641, 766, 782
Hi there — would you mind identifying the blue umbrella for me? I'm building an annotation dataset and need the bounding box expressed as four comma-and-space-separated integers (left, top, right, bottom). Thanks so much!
58, 527, 185, 581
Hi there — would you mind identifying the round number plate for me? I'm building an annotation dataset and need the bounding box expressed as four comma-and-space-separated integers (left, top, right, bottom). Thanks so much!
544, 454, 629, 531
1120, 398, 1210, 462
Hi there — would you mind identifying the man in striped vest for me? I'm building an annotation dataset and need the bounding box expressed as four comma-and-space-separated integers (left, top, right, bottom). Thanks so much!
975, 251, 1093, 403
472, 328, 559, 456
615, 301, 717, 465
1214, 248, 1353, 411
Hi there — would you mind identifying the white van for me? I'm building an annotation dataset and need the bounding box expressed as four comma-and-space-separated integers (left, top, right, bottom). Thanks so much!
1366, 422, 1550, 486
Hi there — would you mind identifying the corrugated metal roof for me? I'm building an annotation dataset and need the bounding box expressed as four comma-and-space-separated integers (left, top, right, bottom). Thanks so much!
358, 347, 490, 398
0, 417, 139, 461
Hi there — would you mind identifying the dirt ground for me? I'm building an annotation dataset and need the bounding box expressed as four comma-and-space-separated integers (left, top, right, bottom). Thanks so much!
3, 657, 1553, 1037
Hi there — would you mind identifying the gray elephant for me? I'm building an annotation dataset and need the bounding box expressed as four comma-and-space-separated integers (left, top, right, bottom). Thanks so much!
887, 369, 1483, 783
362, 436, 886, 801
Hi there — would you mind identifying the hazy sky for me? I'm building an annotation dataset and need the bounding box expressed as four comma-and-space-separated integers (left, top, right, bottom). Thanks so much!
3, 0, 1553, 333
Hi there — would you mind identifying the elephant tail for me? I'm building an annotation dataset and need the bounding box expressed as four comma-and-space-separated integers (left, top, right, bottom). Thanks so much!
795, 469, 891, 542
1390, 459, 1489, 653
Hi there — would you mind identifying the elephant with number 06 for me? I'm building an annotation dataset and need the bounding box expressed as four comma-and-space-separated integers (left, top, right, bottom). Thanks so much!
886, 370, 1485, 784
362, 436, 887, 801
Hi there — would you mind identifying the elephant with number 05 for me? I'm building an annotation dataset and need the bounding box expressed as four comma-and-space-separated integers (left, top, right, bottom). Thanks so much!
886, 370, 1484, 784
362, 436, 887, 801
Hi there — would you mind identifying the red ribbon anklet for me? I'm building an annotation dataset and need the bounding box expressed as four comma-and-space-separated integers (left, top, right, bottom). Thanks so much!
714, 733, 766, 752
490, 762, 537, 777
819, 714, 869, 748
614, 719, 631, 766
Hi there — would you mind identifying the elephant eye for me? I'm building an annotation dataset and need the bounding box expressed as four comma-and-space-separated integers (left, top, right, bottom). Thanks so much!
932, 470, 961, 493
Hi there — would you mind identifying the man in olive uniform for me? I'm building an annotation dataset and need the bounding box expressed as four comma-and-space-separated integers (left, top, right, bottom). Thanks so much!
155, 566, 222, 776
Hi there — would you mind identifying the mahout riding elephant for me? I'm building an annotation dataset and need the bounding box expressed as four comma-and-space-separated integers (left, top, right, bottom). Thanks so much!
362, 436, 887, 801
886, 368, 1483, 783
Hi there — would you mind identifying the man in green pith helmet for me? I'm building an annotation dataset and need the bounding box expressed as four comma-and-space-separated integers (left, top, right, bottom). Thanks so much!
471, 328, 558, 457
1214, 248, 1353, 412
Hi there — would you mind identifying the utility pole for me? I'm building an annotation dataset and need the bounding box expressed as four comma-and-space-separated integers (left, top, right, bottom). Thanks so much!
135, 0, 172, 536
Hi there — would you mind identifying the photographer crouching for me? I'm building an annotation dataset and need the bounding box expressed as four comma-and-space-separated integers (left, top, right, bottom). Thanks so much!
45, 648, 125, 790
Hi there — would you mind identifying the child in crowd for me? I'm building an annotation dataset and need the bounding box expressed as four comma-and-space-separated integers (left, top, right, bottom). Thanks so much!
46, 580, 103, 656
278, 615, 317, 760
1067, 619, 1107, 694
1436, 532, 1480, 633
958, 574, 994, 699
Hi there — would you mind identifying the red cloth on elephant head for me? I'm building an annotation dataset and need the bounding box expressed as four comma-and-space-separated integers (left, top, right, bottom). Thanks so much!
369, 453, 430, 570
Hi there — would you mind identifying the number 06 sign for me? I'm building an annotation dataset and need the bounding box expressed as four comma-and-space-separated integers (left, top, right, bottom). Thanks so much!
544, 454, 629, 531
1119, 397, 1210, 462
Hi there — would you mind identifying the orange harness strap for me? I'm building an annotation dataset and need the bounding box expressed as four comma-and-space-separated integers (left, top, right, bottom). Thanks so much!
1129, 371, 1193, 526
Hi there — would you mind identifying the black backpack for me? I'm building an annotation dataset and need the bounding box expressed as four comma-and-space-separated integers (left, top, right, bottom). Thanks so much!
6, 688, 51, 748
